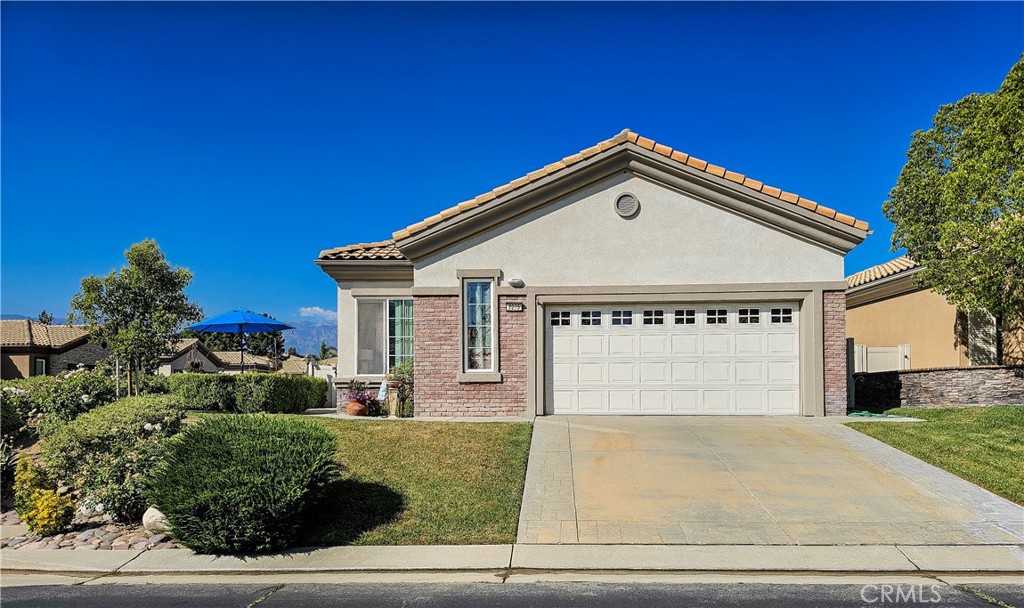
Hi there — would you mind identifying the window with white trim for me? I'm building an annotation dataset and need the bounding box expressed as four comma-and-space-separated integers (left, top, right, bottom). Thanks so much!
706, 309, 727, 324
581, 310, 602, 326
611, 310, 633, 326
771, 307, 794, 324
674, 309, 696, 325
464, 280, 494, 371
642, 310, 664, 325
32, 357, 47, 377
356, 299, 414, 375
738, 308, 760, 324
550, 311, 571, 327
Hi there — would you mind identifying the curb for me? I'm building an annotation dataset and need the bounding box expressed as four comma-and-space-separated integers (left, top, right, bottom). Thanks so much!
2, 544, 1021, 577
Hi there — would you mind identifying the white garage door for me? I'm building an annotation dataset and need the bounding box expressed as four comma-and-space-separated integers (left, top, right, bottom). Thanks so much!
546, 303, 800, 415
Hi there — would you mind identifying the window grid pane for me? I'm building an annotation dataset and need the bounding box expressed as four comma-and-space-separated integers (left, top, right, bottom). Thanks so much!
642, 310, 664, 325
738, 308, 760, 324
465, 281, 494, 370
674, 309, 696, 325
707, 309, 727, 324
771, 307, 794, 324
581, 310, 602, 326
388, 299, 414, 369
611, 310, 633, 326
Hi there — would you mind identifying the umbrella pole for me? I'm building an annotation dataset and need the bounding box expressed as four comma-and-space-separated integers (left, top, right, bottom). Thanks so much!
239, 326, 244, 373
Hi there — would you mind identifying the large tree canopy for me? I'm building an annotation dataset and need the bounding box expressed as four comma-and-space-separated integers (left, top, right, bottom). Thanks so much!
69, 240, 203, 393
883, 55, 1023, 321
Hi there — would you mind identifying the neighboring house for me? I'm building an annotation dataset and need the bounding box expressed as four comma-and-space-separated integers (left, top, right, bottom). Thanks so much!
846, 256, 1023, 372
208, 351, 274, 374
156, 339, 222, 375
0, 320, 110, 380
317, 130, 868, 417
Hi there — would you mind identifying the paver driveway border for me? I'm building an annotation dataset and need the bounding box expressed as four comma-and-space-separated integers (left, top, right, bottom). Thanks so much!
516, 416, 1024, 547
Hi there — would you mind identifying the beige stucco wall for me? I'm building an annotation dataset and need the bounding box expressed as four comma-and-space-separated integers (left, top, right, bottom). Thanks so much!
847, 288, 968, 369
1, 354, 31, 380
414, 173, 846, 288
156, 350, 220, 376
337, 280, 413, 380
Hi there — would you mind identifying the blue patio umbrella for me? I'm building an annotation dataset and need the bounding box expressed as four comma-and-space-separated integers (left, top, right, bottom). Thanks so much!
187, 309, 294, 372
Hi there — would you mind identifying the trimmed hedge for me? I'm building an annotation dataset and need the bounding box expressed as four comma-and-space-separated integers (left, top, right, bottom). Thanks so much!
42, 395, 184, 522
168, 374, 236, 410
169, 373, 327, 414
234, 374, 327, 414
149, 414, 339, 553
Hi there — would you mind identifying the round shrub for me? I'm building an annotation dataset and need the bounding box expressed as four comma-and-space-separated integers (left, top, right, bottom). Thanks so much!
14, 456, 56, 518
23, 489, 75, 536
149, 414, 339, 553
1, 386, 28, 441
42, 395, 183, 522
168, 373, 236, 410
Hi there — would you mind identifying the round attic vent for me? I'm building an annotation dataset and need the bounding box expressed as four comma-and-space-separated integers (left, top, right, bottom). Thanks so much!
615, 193, 639, 218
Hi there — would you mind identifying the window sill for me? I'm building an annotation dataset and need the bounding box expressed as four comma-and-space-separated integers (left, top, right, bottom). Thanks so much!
457, 371, 503, 384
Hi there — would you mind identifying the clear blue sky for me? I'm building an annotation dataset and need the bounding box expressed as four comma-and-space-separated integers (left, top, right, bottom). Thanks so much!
3, 2, 1022, 322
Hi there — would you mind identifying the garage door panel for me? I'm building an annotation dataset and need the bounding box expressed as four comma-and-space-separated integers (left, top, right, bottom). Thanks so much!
578, 362, 604, 383
548, 303, 799, 415
578, 335, 605, 356
609, 335, 635, 355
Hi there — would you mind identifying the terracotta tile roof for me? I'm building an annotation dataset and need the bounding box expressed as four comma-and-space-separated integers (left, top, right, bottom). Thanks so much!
318, 240, 406, 262
211, 351, 273, 368
392, 129, 870, 241
846, 256, 920, 288
277, 356, 308, 375
318, 357, 338, 366
0, 320, 90, 349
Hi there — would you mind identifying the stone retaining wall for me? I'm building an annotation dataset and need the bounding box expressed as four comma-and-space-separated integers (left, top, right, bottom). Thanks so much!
853, 365, 1024, 410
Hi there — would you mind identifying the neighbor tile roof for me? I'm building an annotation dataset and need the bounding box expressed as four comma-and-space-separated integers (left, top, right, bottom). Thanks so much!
318, 240, 406, 262
211, 351, 273, 367
0, 320, 90, 349
846, 256, 920, 288
392, 129, 870, 241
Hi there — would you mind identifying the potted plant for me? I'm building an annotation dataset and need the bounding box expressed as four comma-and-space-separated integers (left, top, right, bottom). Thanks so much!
345, 381, 374, 416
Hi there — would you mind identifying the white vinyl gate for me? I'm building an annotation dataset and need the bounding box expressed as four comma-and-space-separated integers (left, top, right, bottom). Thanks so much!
545, 303, 800, 415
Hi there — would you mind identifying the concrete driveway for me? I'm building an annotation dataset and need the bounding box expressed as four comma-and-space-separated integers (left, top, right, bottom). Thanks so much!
517, 416, 1024, 546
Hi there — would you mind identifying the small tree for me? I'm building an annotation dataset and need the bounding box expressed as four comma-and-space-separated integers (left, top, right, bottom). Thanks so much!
37, 310, 54, 325
69, 240, 203, 395
883, 55, 1024, 322
318, 340, 337, 360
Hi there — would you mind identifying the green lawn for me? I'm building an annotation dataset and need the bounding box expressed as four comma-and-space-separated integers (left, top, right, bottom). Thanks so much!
287, 417, 533, 546
847, 406, 1024, 505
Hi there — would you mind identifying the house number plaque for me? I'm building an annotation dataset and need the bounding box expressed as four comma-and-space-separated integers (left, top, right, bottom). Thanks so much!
505, 301, 526, 312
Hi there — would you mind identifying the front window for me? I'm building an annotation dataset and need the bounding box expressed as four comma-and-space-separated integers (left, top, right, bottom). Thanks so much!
464, 280, 494, 371
32, 357, 47, 377
357, 299, 414, 375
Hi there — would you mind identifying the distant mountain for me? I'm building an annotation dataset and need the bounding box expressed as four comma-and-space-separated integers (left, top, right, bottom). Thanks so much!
283, 318, 337, 357
0, 313, 32, 320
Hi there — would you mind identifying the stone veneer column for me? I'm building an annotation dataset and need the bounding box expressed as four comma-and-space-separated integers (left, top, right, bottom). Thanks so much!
412, 295, 528, 417
823, 290, 848, 415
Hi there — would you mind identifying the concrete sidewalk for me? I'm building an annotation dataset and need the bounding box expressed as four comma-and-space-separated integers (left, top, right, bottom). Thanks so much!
2, 544, 1021, 578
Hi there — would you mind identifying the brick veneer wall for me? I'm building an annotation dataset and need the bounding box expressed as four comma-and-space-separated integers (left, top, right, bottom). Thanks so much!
50, 343, 110, 374
823, 290, 848, 416
412, 295, 529, 417
853, 366, 1024, 410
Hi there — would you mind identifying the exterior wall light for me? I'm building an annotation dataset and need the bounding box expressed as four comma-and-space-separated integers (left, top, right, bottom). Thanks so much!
508, 278, 526, 288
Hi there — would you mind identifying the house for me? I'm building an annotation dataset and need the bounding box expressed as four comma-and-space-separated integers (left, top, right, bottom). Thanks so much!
156, 339, 223, 375
846, 256, 1023, 371
316, 130, 869, 417
0, 320, 110, 380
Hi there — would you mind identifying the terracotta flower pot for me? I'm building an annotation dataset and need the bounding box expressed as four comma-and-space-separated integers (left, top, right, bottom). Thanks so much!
346, 400, 368, 416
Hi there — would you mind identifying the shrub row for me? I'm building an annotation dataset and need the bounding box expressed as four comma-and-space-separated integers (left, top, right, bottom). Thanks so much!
41, 395, 184, 522
169, 373, 327, 414
149, 414, 340, 553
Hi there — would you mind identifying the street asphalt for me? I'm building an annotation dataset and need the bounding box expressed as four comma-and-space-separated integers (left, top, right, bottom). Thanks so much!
2, 582, 1022, 608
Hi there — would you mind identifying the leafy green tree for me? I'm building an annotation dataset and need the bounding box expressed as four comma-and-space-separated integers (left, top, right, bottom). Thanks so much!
69, 240, 203, 394
883, 55, 1024, 321
37, 310, 54, 325
318, 340, 337, 360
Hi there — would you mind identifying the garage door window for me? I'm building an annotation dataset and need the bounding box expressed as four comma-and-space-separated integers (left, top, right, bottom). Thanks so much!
581, 311, 602, 326
642, 310, 664, 325
674, 309, 696, 325
771, 307, 793, 324
738, 308, 760, 324
550, 311, 571, 326
707, 309, 727, 324
465, 280, 494, 371
611, 310, 633, 326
